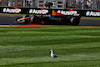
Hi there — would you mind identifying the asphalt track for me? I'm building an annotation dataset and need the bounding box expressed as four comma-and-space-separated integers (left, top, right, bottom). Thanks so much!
0, 14, 100, 26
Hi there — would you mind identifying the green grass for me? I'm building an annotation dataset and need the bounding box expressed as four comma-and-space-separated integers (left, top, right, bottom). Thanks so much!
0, 26, 100, 67
81, 17, 100, 20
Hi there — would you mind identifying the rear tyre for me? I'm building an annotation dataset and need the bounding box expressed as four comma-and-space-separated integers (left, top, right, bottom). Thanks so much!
70, 17, 80, 25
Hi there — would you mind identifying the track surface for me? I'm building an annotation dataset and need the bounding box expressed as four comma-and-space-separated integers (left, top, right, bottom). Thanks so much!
0, 14, 100, 26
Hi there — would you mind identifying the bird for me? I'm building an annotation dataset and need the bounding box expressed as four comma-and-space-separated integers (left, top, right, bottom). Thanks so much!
50, 49, 59, 58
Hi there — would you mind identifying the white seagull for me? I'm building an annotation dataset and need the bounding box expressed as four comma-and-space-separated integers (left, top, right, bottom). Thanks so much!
50, 49, 59, 58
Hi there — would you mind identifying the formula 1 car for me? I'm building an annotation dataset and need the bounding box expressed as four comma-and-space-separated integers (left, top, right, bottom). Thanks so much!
15, 2, 81, 25
15, 13, 81, 25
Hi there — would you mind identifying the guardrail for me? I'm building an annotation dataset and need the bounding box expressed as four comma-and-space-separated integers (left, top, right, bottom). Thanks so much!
0, 7, 100, 17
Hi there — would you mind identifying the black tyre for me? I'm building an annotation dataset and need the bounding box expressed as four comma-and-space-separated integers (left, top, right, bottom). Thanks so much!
70, 17, 80, 25
31, 16, 40, 24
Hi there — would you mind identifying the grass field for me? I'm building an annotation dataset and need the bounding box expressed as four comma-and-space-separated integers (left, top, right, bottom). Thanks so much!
0, 26, 100, 67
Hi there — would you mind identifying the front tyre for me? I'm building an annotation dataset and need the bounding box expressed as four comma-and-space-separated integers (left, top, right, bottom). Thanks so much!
31, 16, 40, 24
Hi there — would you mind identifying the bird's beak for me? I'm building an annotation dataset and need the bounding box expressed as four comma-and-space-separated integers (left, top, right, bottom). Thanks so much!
50, 49, 53, 51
